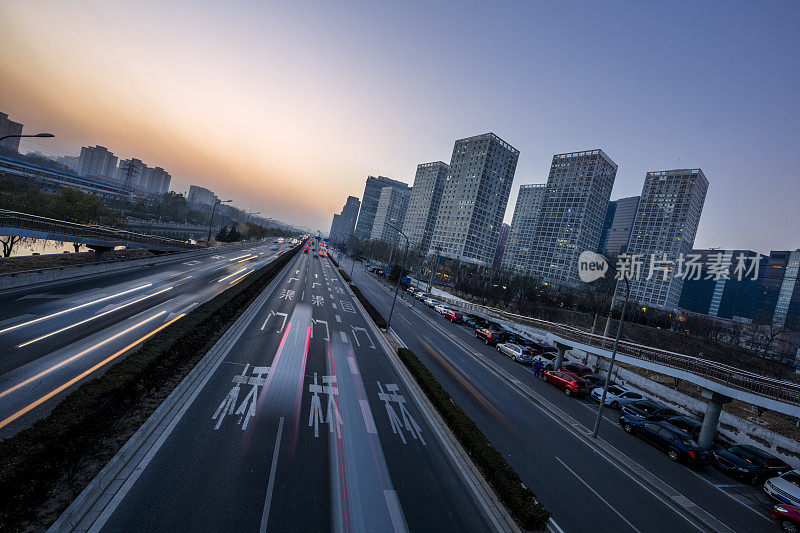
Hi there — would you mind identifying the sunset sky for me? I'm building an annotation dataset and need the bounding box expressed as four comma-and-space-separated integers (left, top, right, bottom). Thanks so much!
1, 1, 798, 252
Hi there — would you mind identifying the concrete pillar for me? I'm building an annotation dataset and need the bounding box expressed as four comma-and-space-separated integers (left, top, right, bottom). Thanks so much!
554, 342, 572, 370
88, 245, 113, 264
698, 389, 732, 450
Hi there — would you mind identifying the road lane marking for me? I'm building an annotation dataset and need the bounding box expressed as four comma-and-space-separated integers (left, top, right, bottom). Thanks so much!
556, 457, 642, 532
259, 417, 284, 533
348, 356, 358, 375
16, 286, 174, 348
359, 399, 377, 434
383, 490, 407, 533
0, 313, 184, 430
335, 314, 341, 323
0, 283, 152, 334
339, 331, 348, 343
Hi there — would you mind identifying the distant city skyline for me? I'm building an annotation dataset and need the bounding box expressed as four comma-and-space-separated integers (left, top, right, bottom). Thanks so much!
1, 1, 798, 252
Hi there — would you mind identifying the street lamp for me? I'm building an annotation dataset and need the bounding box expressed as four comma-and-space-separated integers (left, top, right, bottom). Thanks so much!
0, 132, 54, 143
386, 223, 409, 331
592, 256, 631, 439
206, 199, 232, 245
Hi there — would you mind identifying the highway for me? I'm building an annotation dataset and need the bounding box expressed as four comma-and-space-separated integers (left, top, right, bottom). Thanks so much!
343, 256, 780, 533
0, 241, 293, 439
56, 246, 508, 532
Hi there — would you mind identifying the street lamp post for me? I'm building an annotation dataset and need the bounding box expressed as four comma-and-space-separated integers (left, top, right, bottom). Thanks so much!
386, 223, 409, 331
0, 132, 54, 143
592, 273, 631, 439
206, 199, 232, 246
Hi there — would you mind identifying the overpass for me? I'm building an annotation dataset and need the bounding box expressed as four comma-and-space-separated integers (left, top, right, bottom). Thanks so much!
0, 209, 197, 259
124, 219, 218, 241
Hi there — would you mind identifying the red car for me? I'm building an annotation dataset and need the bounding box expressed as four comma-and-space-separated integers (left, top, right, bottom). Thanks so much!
476, 328, 502, 345
770, 504, 800, 532
543, 370, 589, 397
444, 310, 464, 323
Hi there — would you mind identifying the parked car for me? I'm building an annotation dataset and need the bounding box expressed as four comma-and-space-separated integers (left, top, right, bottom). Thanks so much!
582, 373, 614, 390
562, 362, 593, 376
461, 314, 479, 328
423, 298, 439, 307
526, 341, 554, 355
476, 328, 502, 346
770, 504, 800, 532
621, 400, 679, 421
619, 417, 713, 466
434, 304, 451, 315
465, 315, 489, 329
443, 309, 464, 323
415, 291, 429, 300
543, 370, 589, 397
662, 415, 707, 444
714, 445, 791, 485
590, 385, 644, 409
496, 343, 533, 364
505, 333, 532, 346
765, 470, 800, 507
532, 351, 564, 372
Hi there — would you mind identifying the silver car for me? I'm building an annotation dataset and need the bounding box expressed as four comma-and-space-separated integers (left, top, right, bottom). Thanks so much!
590, 384, 645, 409
496, 343, 533, 364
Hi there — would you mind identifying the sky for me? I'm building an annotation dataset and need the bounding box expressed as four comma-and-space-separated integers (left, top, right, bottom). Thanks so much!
0, 0, 798, 253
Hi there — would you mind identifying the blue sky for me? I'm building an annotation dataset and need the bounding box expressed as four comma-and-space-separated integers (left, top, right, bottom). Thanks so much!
1, 0, 798, 252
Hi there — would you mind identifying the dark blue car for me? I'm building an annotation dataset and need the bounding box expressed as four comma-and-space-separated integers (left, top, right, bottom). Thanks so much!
619, 416, 713, 467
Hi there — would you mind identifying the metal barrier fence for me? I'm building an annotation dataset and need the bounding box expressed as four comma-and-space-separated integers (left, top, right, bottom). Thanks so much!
434, 294, 800, 408
0, 209, 197, 250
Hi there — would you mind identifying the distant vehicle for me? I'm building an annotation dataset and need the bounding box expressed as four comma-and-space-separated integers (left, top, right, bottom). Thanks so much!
303, 248, 309, 254
423, 298, 439, 307
496, 343, 533, 364
476, 328, 502, 346
274, 239, 280, 243
562, 363, 593, 376
443, 309, 463, 323
714, 444, 791, 485
764, 470, 800, 507
590, 385, 644, 409
770, 503, 800, 532
543, 370, 589, 397
619, 417, 713, 466
621, 400, 680, 421
271, 245, 279, 250
434, 304, 451, 315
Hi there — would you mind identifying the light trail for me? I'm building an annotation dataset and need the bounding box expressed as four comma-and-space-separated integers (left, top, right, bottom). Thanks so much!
217, 268, 246, 283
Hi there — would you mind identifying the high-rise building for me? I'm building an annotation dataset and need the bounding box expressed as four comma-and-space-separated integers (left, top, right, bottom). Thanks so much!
187, 185, 218, 207
599, 195, 640, 257
78, 145, 118, 181
340, 196, 360, 240
627, 169, 709, 309
758, 249, 800, 331
502, 183, 546, 273
493, 223, 511, 268
144, 167, 171, 195
402, 162, 449, 253
371, 186, 411, 244
53, 155, 80, 173
329, 214, 343, 244
528, 149, 617, 285
429, 132, 519, 266
0, 112, 24, 153
116, 158, 147, 189
354, 175, 410, 240
678, 249, 767, 321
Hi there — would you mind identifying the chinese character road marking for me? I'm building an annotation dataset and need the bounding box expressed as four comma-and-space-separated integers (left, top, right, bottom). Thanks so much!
279, 289, 295, 301
311, 318, 330, 341
312, 282, 322, 289
376, 382, 425, 445
308, 374, 341, 438
332, 303, 337, 310
212, 364, 270, 430
351, 326, 375, 348
339, 331, 348, 343
340, 301, 355, 313
311, 295, 325, 307
314, 274, 318, 279
261, 310, 288, 332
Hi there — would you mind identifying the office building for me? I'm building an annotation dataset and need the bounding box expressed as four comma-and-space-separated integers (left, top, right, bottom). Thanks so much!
329, 213, 343, 244
493, 223, 511, 269
403, 161, 449, 253
627, 169, 709, 309
354, 175, 410, 240
54, 155, 80, 173
0, 112, 24, 153
340, 196, 360, 241
187, 185, 218, 207
599, 195, 640, 257
502, 183, 546, 273
78, 145, 118, 181
429, 132, 519, 266
144, 166, 171, 195
759, 249, 800, 331
528, 149, 617, 285
371, 186, 411, 244
678, 249, 766, 321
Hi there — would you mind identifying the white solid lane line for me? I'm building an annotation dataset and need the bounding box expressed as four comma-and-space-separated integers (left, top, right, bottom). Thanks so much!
259, 417, 285, 533
555, 456, 643, 533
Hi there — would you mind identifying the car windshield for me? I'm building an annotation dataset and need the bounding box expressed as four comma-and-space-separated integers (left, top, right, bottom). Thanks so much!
728, 446, 765, 465
782, 471, 800, 487
635, 403, 660, 414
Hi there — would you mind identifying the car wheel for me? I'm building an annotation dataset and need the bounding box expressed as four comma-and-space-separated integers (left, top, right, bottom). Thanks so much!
623, 423, 633, 433
780, 519, 799, 533
484, 338, 489, 345
667, 449, 680, 462
564, 388, 572, 397
610, 401, 620, 410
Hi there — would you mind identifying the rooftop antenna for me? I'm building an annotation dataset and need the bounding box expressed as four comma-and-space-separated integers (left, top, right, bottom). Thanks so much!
675, 157, 680, 169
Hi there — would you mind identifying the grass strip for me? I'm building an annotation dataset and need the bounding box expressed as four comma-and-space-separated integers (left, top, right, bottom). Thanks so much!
0, 245, 300, 530
397, 347, 551, 530
338, 268, 350, 282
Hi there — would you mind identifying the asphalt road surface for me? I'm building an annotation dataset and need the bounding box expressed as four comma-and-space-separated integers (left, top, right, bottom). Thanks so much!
0, 241, 292, 438
344, 256, 780, 533
66, 249, 502, 532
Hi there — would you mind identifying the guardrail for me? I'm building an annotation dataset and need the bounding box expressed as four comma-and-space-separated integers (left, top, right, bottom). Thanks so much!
433, 294, 800, 408
0, 209, 197, 251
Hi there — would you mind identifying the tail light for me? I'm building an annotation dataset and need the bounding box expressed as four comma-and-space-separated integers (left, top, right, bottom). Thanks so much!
689, 451, 696, 457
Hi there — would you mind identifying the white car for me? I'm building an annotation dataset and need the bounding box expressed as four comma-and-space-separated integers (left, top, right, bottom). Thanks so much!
764, 470, 800, 506
434, 304, 451, 315
590, 384, 645, 409
531, 351, 567, 371
423, 298, 438, 307
496, 343, 533, 364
